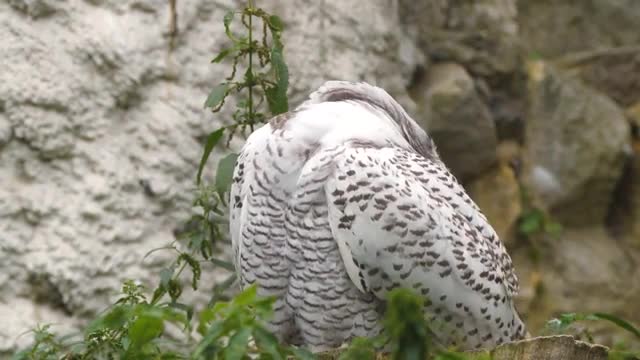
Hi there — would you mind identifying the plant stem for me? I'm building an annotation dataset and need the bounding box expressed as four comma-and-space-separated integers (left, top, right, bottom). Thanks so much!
248, 1, 254, 131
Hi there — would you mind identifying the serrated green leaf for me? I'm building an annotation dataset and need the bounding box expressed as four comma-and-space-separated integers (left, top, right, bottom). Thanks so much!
156, 306, 188, 324
178, 253, 201, 290
198, 308, 217, 336
252, 297, 276, 319
546, 312, 640, 341
151, 286, 167, 305
223, 327, 253, 360
87, 305, 130, 333
265, 47, 289, 115
244, 66, 254, 84
518, 209, 544, 235
211, 48, 234, 63
545, 312, 583, 333
223, 10, 235, 37
233, 285, 258, 306
189, 231, 205, 251
544, 221, 563, 235
210, 257, 236, 272
592, 313, 640, 340
196, 127, 225, 185
193, 319, 226, 356
128, 313, 163, 350
160, 266, 175, 289
289, 347, 316, 360
383, 288, 430, 360
209, 273, 238, 306
215, 152, 239, 202
268, 15, 284, 31
338, 337, 376, 360
253, 326, 283, 360
434, 351, 473, 360
204, 83, 229, 109
10, 349, 29, 360
169, 302, 194, 327
544, 318, 563, 332
168, 278, 183, 301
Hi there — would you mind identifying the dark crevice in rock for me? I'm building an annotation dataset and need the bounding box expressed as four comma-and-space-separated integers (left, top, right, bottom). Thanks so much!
7, 0, 58, 19
486, 71, 528, 144
605, 143, 637, 239
27, 273, 73, 316
406, 64, 427, 96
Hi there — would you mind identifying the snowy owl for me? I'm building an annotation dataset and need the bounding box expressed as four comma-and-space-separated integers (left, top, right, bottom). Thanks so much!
229, 81, 526, 352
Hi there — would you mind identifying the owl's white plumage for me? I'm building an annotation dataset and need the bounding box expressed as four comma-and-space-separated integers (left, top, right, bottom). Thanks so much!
229, 81, 526, 351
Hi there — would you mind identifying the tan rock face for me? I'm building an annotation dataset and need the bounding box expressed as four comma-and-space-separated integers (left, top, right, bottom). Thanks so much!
547, 228, 638, 313
522, 61, 630, 226
468, 163, 522, 245
411, 63, 498, 182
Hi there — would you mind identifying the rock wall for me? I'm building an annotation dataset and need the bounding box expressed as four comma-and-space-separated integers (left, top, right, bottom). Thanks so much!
0, 0, 419, 353
1, 0, 640, 355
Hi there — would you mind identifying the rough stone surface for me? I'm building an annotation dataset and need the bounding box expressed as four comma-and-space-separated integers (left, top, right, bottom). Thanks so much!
0, 0, 418, 353
513, 226, 640, 341
563, 48, 640, 108
518, 1, 640, 109
411, 63, 498, 182
517, 0, 640, 59
7, 0, 59, 18
522, 60, 630, 225
401, 0, 521, 77
546, 228, 639, 319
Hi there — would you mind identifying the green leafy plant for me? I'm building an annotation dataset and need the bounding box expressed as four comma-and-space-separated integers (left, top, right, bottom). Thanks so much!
335, 337, 378, 360
545, 312, 640, 340
13, 280, 190, 360
12, 2, 291, 359
12, 325, 73, 360
544, 312, 640, 359
516, 187, 562, 238
193, 284, 314, 360
198, 0, 289, 185
177, 0, 292, 309
383, 289, 432, 360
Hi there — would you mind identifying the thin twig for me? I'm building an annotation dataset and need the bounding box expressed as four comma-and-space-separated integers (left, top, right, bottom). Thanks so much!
554, 45, 640, 68
168, 0, 178, 49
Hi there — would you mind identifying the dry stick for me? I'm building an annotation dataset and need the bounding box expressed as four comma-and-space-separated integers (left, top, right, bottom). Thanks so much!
168, 0, 178, 49
554, 45, 640, 68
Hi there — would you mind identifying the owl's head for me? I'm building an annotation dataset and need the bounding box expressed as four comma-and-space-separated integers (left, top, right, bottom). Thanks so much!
301, 81, 438, 160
